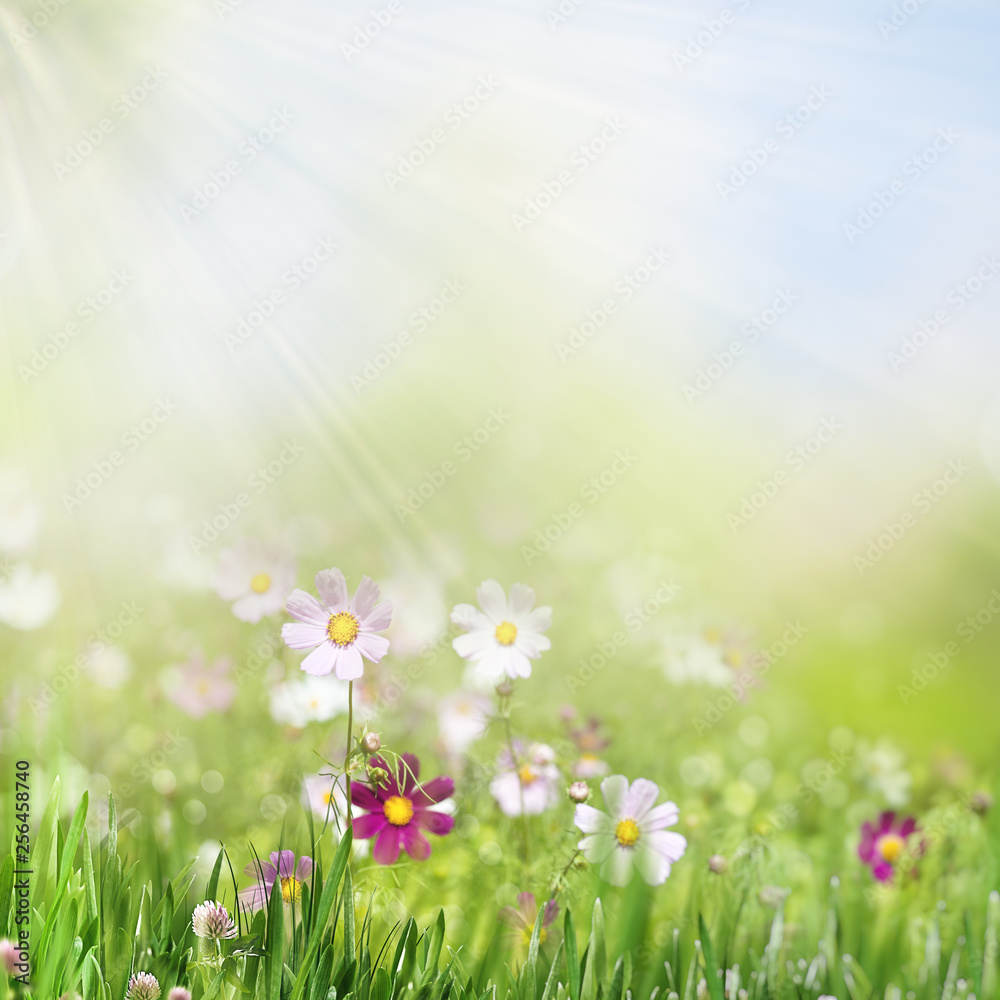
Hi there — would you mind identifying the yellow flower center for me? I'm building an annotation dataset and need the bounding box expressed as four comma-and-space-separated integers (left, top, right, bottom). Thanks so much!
196, 679, 210, 695
323, 791, 337, 806
495, 621, 518, 645
521, 927, 547, 946
518, 764, 538, 785
327, 612, 360, 647
383, 795, 414, 826
250, 572, 271, 594
877, 833, 905, 863
615, 818, 640, 847
280, 876, 301, 903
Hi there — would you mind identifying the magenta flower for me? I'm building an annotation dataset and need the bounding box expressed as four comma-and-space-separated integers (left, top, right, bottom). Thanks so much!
164, 653, 236, 718
858, 811, 918, 882
351, 754, 455, 864
282, 568, 392, 680
238, 850, 313, 911
499, 892, 560, 948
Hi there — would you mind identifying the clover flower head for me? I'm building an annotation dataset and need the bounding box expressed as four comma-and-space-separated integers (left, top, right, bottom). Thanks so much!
191, 900, 237, 940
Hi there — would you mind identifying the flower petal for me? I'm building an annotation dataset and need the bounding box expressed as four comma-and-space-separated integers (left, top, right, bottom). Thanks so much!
413, 809, 454, 835
373, 825, 402, 865
351, 782, 383, 810
352, 813, 387, 839
643, 801, 680, 831
301, 642, 338, 676
410, 775, 455, 807
400, 824, 432, 860
362, 598, 392, 632
524, 605, 553, 633
599, 845, 635, 887
574, 803, 613, 835
271, 850, 296, 878
333, 644, 364, 681
282, 621, 327, 651
635, 833, 683, 886
600, 775, 630, 819
295, 856, 314, 880
515, 632, 551, 658
351, 576, 382, 618
507, 582, 536, 617
453, 630, 496, 660
397, 753, 421, 791
476, 580, 508, 623
578, 831, 617, 863
354, 631, 389, 663
451, 604, 492, 630
623, 778, 661, 821
285, 589, 330, 627
315, 568, 349, 612
244, 860, 276, 883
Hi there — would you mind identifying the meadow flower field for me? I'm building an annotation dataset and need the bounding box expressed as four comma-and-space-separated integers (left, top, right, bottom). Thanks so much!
2, 0, 1000, 997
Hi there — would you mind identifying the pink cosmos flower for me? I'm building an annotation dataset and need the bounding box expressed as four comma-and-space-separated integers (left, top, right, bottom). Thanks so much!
282, 568, 392, 680
351, 754, 454, 864
238, 850, 313, 911
858, 811, 919, 882
0, 939, 23, 976
499, 892, 560, 948
164, 653, 237, 718
490, 742, 560, 816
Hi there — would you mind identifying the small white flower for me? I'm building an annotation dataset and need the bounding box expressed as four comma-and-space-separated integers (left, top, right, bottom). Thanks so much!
213, 538, 296, 624
490, 742, 560, 816
437, 691, 491, 755
857, 738, 912, 807
451, 581, 551, 683
662, 627, 745, 687
302, 773, 348, 824
574, 774, 687, 887
269, 675, 349, 728
0, 565, 60, 630
0, 468, 40, 553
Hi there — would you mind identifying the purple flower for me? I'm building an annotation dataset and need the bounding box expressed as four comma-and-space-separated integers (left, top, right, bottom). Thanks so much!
499, 892, 559, 948
351, 754, 454, 865
858, 811, 918, 882
0, 939, 23, 976
239, 850, 313, 911
164, 653, 236, 718
127, 973, 161, 1000
282, 568, 392, 680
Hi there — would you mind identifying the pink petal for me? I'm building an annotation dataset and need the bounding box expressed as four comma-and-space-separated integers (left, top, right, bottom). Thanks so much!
517, 891, 537, 912
354, 632, 389, 663
315, 568, 348, 612
350, 576, 382, 618
353, 813, 386, 838
476, 580, 508, 623
360, 598, 392, 633
295, 856, 314, 880
373, 825, 402, 865
301, 642, 338, 676
623, 778, 660, 820
351, 783, 383, 810
333, 644, 364, 681
398, 754, 421, 791
244, 860, 276, 883
286, 589, 330, 626
269, 851, 295, 878
410, 776, 454, 807
873, 860, 894, 881
400, 825, 432, 861
899, 817, 917, 837
643, 802, 680, 831
413, 809, 454, 835
282, 621, 326, 651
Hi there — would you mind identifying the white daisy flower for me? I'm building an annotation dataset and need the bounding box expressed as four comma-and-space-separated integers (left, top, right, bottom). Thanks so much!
213, 538, 296, 624
0, 564, 60, 630
269, 675, 350, 728
662, 626, 747, 687
302, 773, 348, 823
437, 690, 492, 755
450, 580, 552, 683
490, 742, 560, 816
574, 774, 687, 887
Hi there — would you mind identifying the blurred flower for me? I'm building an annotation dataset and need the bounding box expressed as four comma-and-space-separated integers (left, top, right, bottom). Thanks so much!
239, 850, 313, 911
126, 973, 161, 1000
568, 717, 611, 777
85, 644, 131, 690
498, 891, 559, 947
282, 568, 392, 679
437, 691, 491, 755
758, 885, 789, 908
662, 627, 748, 687
571, 754, 609, 779
269, 675, 350, 727
351, 753, 455, 864
0, 565, 59, 630
191, 901, 236, 940
857, 739, 912, 807
0, 468, 40, 553
213, 538, 296, 624
568, 781, 591, 803
574, 775, 687, 887
167, 990, 192, 1000
450, 581, 551, 683
858, 811, 918, 882
0, 939, 22, 975
164, 653, 236, 717
972, 790, 994, 814
490, 742, 560, 817
302, 773, 348, 825
380, 571, 448, 656
708, 854, 728, 873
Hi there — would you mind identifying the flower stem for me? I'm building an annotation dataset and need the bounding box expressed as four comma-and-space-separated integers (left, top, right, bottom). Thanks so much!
345, 680, 354, 829
501, 710, 531, 867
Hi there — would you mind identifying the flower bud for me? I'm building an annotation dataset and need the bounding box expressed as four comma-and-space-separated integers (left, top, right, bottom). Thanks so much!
707, 854, 728, 873
361, 732, 382, 754
495, 681, 514, 698
368, 766, 389, 787
758, 885, 789, 908
567, 781, 591, 803
972, 790, 994, 814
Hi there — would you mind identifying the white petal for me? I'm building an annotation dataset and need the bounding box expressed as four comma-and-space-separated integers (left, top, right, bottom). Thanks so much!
623, 778, 661, 820
334, 644, 364, 681
507, 582, 536, 617
600, 775, 630, 818
524, 605, 553, 633
453, 630, 496, 659
300, 642, 337, 676
578, 831, 617, 863
476, 580, 508, 623
574, 804, 613, 834
315, 568, 348, 611
634, 832, 687, 885
451, 603, 490, 630
282, 621, 326, 650
643, 801, 680, 831
599, 846, 635, 887
515, 632, 551, 658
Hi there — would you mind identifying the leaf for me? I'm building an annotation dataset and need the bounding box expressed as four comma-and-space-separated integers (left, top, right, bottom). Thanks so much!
0, 855, 14, 936
698, 916, 724, 1000
540, 941, 565, 1000
266, 868, 285, 1000
344, 862, 356, 962
206, 845, 226, 903
564, 909, 580, 1000
372, 966, 393, 1000
310, 943, 336, 1000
